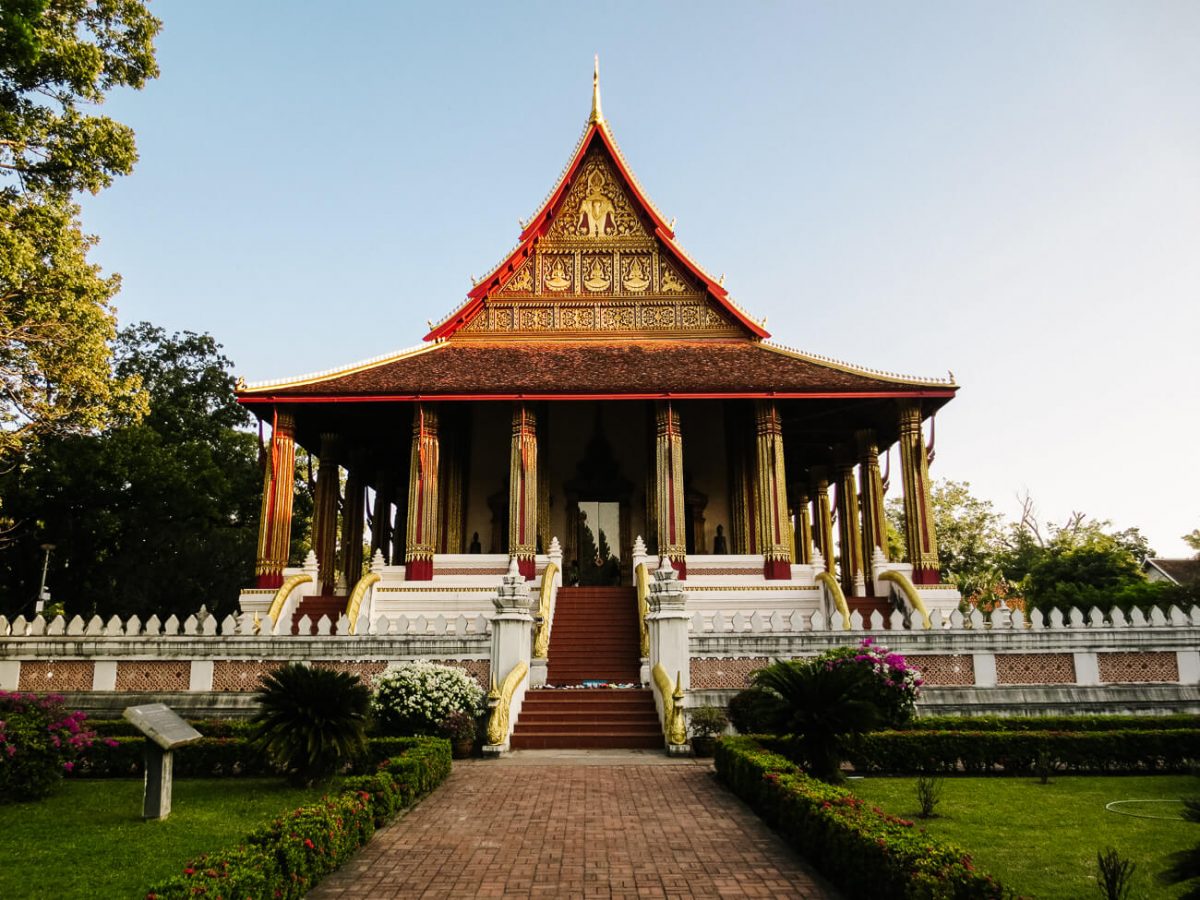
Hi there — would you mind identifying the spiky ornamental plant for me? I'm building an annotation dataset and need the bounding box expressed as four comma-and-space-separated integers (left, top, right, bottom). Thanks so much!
751, 658, 882, 783
251, 663, 370, 786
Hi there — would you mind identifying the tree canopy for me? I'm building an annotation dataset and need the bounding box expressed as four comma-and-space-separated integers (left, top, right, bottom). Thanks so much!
0, 324, 271, 620
1, 0, 160, 462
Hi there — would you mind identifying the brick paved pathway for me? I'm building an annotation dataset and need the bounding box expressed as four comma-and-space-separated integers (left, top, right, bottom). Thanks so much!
309, 753, 836, 899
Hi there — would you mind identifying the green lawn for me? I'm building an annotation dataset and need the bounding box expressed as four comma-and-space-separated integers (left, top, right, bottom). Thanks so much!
0, 778, 327, 899
848, 775, 1200, 899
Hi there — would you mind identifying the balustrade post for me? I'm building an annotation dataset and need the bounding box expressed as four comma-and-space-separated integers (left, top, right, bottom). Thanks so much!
646, 556, 690, 755
483, 558, 533, 756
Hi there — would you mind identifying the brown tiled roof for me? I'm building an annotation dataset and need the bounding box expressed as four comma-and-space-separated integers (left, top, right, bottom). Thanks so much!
1147, 558, 1200, 585
239, 340, 956, 399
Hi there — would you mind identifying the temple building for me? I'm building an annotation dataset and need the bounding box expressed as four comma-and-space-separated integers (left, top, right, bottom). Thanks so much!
235, 63, 961, 636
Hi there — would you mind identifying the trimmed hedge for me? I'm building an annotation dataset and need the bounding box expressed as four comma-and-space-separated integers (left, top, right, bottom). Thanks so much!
841, 728, 1200, 775
716, 736, 1007, 899
89, 719, 256, 739
143, 738, 451, 899
904, 714, 1200, 733
76, 735, 444, 779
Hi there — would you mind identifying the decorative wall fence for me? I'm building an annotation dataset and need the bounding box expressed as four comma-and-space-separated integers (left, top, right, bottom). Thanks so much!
3, 600, 1200, 721
688, 603, 1200, 716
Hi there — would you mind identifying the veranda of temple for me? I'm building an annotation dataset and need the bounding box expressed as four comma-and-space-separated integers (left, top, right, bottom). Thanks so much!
235, 64, 961, 635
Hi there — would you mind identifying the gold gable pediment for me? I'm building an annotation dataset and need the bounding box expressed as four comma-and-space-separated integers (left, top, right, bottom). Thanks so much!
456, 147, 741, 339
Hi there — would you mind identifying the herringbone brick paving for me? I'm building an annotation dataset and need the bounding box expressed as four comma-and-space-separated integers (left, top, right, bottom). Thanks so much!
309, 755, 836, 899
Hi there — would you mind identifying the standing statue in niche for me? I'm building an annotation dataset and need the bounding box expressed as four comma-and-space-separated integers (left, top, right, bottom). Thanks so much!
712, 524, 728, 555
468, 532, 482, 554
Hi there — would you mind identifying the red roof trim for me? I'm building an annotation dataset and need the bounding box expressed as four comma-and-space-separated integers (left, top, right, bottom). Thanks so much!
241, 389, 957, 405
424, 121, 769, 342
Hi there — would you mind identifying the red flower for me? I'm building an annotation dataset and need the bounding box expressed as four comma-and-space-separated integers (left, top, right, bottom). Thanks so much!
304, 838, 315, 850
184, 868, 196, 876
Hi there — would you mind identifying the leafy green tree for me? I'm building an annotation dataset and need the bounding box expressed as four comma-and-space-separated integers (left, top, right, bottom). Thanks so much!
886, 479, 1005, 593
0, 0, 160, 462
0, 324, 263, 620
1184, 529, 1200, 558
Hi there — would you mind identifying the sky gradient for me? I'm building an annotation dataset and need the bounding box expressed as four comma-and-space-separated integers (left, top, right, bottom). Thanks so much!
83, 1, 1199, 556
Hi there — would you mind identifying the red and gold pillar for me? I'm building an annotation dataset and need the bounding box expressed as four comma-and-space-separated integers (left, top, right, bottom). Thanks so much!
898, 401, 940, 584
655, 401, 687, 577
834, 453, 864, 594
254, 411, 296, 588
754, 401, 791, 580
856, 429, 888, 581
508, 403, 538, 578
811, 470, 835, 574
312, 433, 341, 594
405, 404, 440, 581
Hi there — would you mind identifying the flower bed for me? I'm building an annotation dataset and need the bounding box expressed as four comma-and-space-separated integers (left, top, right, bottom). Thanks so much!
715, 736, 1007, 899
0, 691, 118, 802
143, 737, 450, 899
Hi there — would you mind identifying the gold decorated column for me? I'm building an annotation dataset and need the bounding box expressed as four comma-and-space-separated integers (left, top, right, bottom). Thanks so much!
312, 433, 341, 594
834, 453, 864, 595
754, 401, 792, 580
792, 489, 812, 565
341, 469, 365, 586
508, 403, 538, 578
811, 470, 835, 574
405, 404, 440, 581
655, 401, 687, 577
898, 401, 940, 584
254, 410, 296, 588
856, 429, 888, 581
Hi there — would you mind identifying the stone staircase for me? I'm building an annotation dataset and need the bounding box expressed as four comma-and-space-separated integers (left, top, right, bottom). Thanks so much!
511, 585, 662, 749
846, 594, 894, 623
291, 595, 346, 634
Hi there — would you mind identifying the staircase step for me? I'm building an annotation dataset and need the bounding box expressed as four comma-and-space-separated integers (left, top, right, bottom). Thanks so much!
510, 732, 663, 750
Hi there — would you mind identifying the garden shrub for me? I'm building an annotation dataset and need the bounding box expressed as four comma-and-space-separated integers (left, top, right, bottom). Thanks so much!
715, 736, 1007, 899
838, 728, 1200, 775
372, 662, 485, 736
143, 737, 451, 900
0, 691, 116, 802
727, 688, 782, 734
904, 714, 1200, 732
251, 663, 371, 785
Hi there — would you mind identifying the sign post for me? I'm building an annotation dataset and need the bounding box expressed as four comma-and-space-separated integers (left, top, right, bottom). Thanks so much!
122, 703, 202, 820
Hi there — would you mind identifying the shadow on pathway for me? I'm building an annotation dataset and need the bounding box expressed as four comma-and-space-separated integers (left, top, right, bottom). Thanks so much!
309, 750, 838, 899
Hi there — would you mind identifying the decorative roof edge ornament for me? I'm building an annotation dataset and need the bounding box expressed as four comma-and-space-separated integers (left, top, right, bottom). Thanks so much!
590, 54, 603, 124
761, 341, 959, 388
235, 341, 437, 393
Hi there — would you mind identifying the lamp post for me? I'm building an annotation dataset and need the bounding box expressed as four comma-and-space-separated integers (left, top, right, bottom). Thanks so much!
35, 543, 54, 615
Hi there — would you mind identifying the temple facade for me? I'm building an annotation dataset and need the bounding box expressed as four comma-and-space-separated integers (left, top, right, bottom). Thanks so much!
235, 65, 961, 634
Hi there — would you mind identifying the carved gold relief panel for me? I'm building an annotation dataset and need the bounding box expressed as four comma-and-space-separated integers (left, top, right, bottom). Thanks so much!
546, 149, 647, 242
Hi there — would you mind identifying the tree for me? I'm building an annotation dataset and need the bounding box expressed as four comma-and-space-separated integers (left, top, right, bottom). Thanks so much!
886, 479, 1006, 594
0, 324, 262, 620
1184, 529, 1200, 558
1, 0, 160, 462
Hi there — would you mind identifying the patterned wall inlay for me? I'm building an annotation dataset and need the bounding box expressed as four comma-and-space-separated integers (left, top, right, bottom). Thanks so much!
1098, 651, 1179, 684
690, 657, 770, 690
115, 660, 190, 692
212, 660, 281, 692
18, 660, 94, 692
909, 654, 975, 687
995, 653, 1076, 685
313, 660, 389, 685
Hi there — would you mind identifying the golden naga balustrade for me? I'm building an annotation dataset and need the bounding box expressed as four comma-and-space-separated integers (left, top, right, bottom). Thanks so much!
344, 572, 382, 635
813, 570, 852, 631
486, 660, 529, 746
531, 562, 560, 659
878, 569, 933, 630
635, 562, 650, 658
651, 663, 687, 747
265, 573, 312, 626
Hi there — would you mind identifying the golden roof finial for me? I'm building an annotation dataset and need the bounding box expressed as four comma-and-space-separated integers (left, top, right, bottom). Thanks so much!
589, 54, 604, 124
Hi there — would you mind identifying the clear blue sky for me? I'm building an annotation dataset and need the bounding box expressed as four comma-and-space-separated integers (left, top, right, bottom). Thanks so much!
84, 1, 1199, 556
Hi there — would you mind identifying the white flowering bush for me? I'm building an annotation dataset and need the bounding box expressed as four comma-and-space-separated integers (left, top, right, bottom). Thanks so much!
372, 663, 486, 736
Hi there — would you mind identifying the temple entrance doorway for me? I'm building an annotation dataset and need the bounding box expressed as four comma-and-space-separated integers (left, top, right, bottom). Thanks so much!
576, 501, 622, 586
